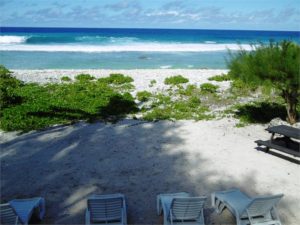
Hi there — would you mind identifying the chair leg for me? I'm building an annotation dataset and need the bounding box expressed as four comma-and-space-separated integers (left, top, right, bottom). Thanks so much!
85, 209, 90, 225
157, 195, 162, 215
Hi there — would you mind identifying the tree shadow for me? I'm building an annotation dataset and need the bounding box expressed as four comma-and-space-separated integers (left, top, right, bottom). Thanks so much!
235, 102, 287, 123
1, 119, 299, 224
26, 94, 139, 130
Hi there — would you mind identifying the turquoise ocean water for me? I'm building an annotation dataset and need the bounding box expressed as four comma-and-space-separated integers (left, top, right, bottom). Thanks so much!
0, 27, 299, 69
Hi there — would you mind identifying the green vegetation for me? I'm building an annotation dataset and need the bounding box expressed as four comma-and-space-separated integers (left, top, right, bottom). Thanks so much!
97, 74, 135, 93
136, 91, 152, 102
98, 73, 133, 85
178, 84, 197, 96
143, 95, 211, 121
3, 41, 298, 132
61, 76, 71, 82
0, 68, 137, 132
142, 84, 212, 121
149, 79, 157, 87
200, 83, 219, 94
208, 74, 231, 82
233, 101, 287, 125
0, 65, 23, 109
75, 74, 95, 81
164, 75, 189, 85
228, 41, 300, 124
229, 79, 258, 97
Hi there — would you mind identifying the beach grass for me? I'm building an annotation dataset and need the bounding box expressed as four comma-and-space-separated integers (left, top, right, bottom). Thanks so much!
208, 73, 231, 82
0, 68, 138, 131
164, 75, 189, 85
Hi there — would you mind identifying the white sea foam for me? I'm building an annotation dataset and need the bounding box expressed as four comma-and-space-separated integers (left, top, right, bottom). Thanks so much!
75, 36, 139, 43
204, 41, 217, 44
160, 65, 172, 69
0, 43, 253, 52
0, 35, 28, 44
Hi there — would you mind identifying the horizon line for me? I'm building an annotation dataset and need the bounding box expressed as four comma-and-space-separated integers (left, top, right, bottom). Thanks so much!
1, 26, 299, 33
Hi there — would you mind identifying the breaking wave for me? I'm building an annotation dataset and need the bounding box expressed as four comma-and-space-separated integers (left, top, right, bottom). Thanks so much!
0, 35, 28, 44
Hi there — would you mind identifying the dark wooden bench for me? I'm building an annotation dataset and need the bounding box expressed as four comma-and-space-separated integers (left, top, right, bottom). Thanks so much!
255, 140, 300, 157
255, 125, 300, 158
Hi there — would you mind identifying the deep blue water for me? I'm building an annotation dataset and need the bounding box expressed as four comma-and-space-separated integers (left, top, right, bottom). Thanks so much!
0, 27, 299, 69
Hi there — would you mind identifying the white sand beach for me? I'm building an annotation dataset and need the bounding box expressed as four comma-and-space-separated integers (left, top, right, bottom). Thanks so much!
11, 69, 230, 93
1, 70, 299, 224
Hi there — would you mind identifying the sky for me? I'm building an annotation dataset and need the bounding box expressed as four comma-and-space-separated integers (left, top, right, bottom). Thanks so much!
0, 0, 299, 31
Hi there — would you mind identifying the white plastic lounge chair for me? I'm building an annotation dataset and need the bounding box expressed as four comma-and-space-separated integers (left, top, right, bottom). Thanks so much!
85, 193, 127, 225
0, 203, 20, 225
0, 197, 45, 225
211, 188, 283, 225
157, 192, 207, 225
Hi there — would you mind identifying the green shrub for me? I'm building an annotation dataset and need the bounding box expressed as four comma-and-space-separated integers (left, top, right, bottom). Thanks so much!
99, 92, 138, 120
142, 87, 211, 121
0, 73, 138, 132
98, 74, 133, 85
227, 41, 300, 124
188, 96, 201, 108
164, 75, 189, 85
208, 74, 231, 82
149, 79, 157, 87
178, 84, 197, 96
230, 79, 257, 96
143, 107, 172, 121
136, 91, 152, 102
143, 100, 211, 121
75, 74, 95, 82
200, 83, 219, 93
0, 65, 23, 109
61, 76, 71, 82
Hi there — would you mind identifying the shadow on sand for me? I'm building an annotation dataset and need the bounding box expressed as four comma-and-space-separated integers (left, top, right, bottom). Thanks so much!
0, 119, 297, 224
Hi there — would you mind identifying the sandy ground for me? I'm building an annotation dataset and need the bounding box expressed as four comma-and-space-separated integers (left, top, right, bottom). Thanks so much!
1, 69, 299, 224
11, 69, 230, 93
1, 118, 299, 225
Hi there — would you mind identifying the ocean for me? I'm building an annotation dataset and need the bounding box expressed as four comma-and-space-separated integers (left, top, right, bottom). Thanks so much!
0, 27, 299, 69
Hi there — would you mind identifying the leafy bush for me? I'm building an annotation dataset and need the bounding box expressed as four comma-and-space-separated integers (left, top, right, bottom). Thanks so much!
99, 92, 138, 120
200, 83, 219, 93
0, 74, 137, 132
188, 96, 201, 107
136, 91, 152, 102
143, 102, 211, 121
208, 74, 231, 82
98, 74, 133, 85
178, 84, 197, 96
227, 40, 300, 124
229, 79, 258, 96
0, 65, 23, 109
143, 107, 173, 121
61, 76, 71, 82
75, 74, 95, 82
164, 75, 189, 85
142, 85, 211, 121
149, 79, 157, 87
